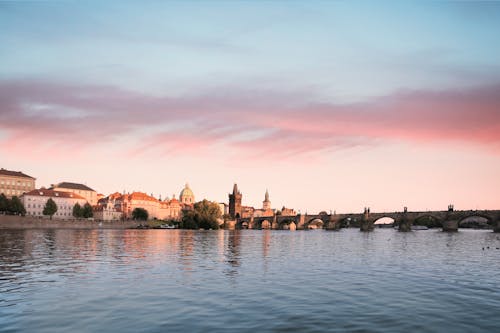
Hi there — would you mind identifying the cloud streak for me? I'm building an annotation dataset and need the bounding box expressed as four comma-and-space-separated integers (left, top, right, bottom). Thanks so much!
1, 78, 499, 160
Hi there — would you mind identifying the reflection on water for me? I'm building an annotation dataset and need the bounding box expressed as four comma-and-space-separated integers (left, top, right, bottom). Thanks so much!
1, 229, 500, 333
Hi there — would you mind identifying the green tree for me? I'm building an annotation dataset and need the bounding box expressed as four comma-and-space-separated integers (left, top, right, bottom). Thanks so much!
181, 199, 222, 230
9, 196, 26, 216
132, 207, 148, 221
0, 193, 8, 213
43, 198, 58, 219
72, 203, 83, 218
82, 203, 93, 218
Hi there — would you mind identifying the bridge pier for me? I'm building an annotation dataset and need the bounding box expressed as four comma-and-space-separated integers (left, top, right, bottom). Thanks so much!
398, 208, 411, 232
359, 207, 374, 232
493, 217, 500, 233
225, 220, 236, 230
442, 220, 459, 232
442, 205, 458, 232
272, 215, 279, 230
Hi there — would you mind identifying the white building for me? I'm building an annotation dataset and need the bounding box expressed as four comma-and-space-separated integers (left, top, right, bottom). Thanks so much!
21, 188, 86, 219
50, 182, 98, 206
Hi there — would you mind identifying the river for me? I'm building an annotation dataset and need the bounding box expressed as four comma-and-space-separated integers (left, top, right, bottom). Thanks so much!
1, 229, 500, 332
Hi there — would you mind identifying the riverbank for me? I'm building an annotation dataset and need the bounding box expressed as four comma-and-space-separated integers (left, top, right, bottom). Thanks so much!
0, 215, 140, 229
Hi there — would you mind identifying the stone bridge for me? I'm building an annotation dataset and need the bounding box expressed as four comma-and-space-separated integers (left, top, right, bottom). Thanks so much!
235, 206, 500, 232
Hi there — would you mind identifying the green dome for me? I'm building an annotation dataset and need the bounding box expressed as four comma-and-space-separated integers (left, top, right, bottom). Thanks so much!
180, 183, 194, 203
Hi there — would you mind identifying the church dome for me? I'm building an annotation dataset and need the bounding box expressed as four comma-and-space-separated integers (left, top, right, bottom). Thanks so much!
179, 183, 195, 204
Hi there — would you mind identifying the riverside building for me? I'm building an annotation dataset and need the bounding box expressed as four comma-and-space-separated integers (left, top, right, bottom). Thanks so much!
50, 182, 98, 206
21, 188, 86, 219
0, 168, 36, 199
100, 186, 194, 221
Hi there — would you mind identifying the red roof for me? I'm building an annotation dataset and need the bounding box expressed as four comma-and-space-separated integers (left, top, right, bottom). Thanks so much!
23, 188, 85, 200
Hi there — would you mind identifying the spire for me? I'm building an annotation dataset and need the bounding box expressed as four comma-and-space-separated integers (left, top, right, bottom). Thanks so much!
233, 183, 238, 195
265, 189, 269, 202
185, 183, 190, 189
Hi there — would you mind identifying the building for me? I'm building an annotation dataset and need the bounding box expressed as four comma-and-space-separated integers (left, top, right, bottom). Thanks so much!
228, 183, 242, 218
94, 199, 122, 221
253, 190, 274, 217
51, 182, 98, 206
0, 168, 36, 199
105, 191, 183, 220
21, 188, 86, 219
179, 183, 195, 205
218, 203, 229, 216
262, 189, 271, 210
281, 207, 296, 216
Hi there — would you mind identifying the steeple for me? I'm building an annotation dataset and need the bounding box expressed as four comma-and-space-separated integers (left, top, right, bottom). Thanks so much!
233, 183, 239, 195
262, 189, 271, 210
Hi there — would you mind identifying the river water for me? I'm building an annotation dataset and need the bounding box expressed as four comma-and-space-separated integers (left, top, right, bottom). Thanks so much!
1, 229, 500, 333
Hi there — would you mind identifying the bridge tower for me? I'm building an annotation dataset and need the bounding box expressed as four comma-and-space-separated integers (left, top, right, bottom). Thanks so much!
229, 183, 242, 219
262, 189, 271, 210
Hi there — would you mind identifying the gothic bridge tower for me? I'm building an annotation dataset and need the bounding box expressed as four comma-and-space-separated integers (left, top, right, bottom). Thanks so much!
229, 183, 242, 219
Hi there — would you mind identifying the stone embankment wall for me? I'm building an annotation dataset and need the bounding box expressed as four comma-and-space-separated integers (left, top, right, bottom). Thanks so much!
0, 215, 140, 229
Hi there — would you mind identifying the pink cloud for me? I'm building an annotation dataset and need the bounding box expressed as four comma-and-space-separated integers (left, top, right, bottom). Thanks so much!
1, 78, 499, 160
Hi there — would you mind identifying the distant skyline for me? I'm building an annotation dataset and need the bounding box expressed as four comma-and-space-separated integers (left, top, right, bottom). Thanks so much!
1, 1, 500, 213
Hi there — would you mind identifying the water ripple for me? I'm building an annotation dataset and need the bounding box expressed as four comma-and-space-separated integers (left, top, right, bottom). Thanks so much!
1, 229, 500, 332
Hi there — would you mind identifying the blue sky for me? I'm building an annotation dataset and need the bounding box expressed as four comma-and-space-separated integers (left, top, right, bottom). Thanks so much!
2, 1, 499, 100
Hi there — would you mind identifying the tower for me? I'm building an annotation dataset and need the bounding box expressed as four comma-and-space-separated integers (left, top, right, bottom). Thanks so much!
262, 189, 271, 210
179, 183, 195, 205
229, 183, 242, 219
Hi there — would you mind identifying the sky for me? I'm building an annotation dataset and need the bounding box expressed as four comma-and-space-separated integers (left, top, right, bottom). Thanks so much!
1, 1, 500, 213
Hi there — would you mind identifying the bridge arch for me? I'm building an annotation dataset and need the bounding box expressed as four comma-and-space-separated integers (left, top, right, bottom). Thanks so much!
413, 215, 442, 228
458, 213, 493, 229
261, 219, 271, 230
373, 217, 395, 227
278, 219, 295, 230
306, 218, 324, 229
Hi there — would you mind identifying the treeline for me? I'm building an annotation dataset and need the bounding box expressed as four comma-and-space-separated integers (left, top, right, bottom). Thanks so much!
132, 199, 222, 230
0, 194, 26, 215
0, 194, 94, 219
180, 199, 222, 230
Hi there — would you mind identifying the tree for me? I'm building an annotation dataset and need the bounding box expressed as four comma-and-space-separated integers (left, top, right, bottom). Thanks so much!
72, 203, 83, 218
82, 203, 93, 218
43, 198, 58, 219
9, 196, 26, 216
181, 199, 222, 230
0, 194, 8, 213
132, 207, 148, 221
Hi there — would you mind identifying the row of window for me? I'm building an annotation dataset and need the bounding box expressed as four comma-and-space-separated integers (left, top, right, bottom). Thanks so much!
28, 211, 72, 217
0, 185, 32, 191
0, 189, 25, 196
0, 180, 33, 186
27, 204, 74, 210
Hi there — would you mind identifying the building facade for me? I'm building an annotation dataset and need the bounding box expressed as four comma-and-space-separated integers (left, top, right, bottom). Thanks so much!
103, 191, 184, 220
93, 200, 123, 221
21, 188, 86, 219
228, 184, 242, 218
0, 168, 36, 199
51, 182, 98, 206
179, 183, 195, 205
